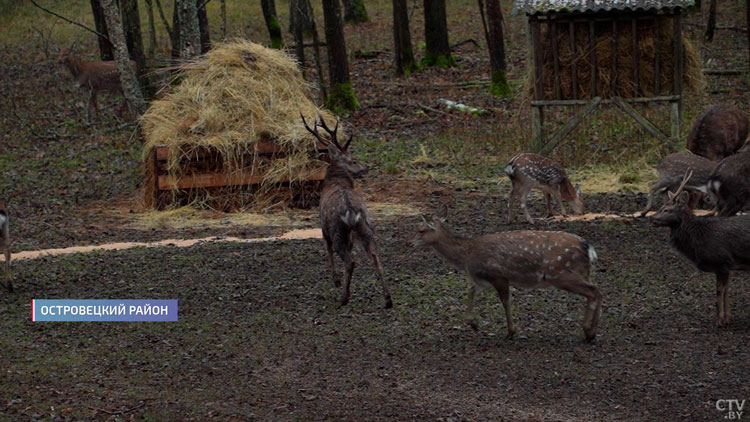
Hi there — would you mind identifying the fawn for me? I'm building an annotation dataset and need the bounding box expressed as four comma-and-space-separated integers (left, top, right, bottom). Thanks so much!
301, 115, 392, 308
410, 213, 602, 341
686, 104, 749, 161
58, 48, 136, 122
0, 205, 11, 292
651, 170, 750, 326
505, 153, 583, 224
640, 152, 717, 217
708, 151, 750, 217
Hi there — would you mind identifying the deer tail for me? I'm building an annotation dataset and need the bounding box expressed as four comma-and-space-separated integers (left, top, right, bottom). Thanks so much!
340, 209, 363, 227
581, 240, 597, 265
505, 155, 520, 178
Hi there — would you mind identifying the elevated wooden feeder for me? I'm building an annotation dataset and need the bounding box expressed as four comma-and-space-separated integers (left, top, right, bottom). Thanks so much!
512, 0, 696, 154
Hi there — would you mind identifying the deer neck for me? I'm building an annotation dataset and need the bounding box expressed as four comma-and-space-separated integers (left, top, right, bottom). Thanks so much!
323, 162, 354, 189
63, 58, 82, 78
669, 210, 705, 258
429, 230, 471, 270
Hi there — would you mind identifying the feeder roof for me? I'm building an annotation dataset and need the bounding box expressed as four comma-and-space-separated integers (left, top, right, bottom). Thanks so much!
512, 0, 694, 15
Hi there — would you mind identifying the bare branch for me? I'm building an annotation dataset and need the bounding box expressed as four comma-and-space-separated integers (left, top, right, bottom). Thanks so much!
30, 0, 110, 42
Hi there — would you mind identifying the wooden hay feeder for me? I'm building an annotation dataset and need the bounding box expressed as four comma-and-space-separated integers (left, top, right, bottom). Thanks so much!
512, 0, 696, 154
145, 140, 329, 211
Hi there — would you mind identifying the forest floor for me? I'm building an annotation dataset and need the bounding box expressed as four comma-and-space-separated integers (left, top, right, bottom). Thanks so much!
1, 0, 750, 420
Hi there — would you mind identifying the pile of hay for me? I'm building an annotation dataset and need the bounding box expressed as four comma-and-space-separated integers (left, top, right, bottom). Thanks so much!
142, 40, 340, 210
527, 17, 704, 100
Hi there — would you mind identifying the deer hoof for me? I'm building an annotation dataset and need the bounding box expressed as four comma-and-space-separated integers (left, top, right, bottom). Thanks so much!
506, 329, 516, 340
467, 320, 479, 331
584, 329, 597, 342
384, 297, 393, 309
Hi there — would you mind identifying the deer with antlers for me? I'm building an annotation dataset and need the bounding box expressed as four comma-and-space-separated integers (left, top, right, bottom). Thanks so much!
0, 205, 11, 292
301, 114, 393, 308
410, 209, 602, 341
651, 170, 750, 326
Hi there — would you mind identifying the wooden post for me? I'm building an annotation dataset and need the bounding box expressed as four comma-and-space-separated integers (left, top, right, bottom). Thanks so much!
589, 20, 597, 96
654, 18, 661, 94
532, 105, 545, 152
551, 21, 561, 99
672, 13, 683, 147
611, 19, 617, 96
531, 18, 545, 150
633, 18, 639, 96
570, 21, 577, 99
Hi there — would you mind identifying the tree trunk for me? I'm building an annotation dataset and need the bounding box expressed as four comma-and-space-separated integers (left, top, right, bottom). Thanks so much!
197, 0, 211, 52
144, 0, 158, 57
171, 0, 181, 59
393, 0, 417, 75
747, 0, 750, 70
220, 0, 226, 39
119, 0, 147, 84
308, 0, 327, 102
261, 0, 284, 48
90, 0, 114, 60
342, 0, 369, 24
481, 0, 510, 96
322, 0, 359, 112
289, 0, 315, 36
705, 0, 717, 41
153, 0, 175, 50
423, 0, 455, 67
100, 0, 146, 116
291, 0, 306, 68
177, 0, 201, 58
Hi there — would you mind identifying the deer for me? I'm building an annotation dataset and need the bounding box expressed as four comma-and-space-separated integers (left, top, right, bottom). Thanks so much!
651, 170, 750, 326
505, 153, 583, 224
640, 152, 717, 217
301, 114, 393, 309
686, 104, 749, 161
707, 151, 750, 217
409, 211, 602, 341
0, 205, 11, 292
57, 48, 136, 122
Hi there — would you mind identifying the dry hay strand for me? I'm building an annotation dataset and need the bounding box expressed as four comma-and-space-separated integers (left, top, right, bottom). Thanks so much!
526, 16, 704, 101
141, 40, 339, 211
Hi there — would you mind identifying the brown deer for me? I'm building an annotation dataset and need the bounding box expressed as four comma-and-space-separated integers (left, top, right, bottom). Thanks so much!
301, 115, 392, 309
0, 205, 11, 292
505, 153, 583, 224
651, 170, 750, 326
707, 151, 750, 217
640, 152, 717, 217
686, 104, 749, 161
58, 48, 136, 122
409, 213, 602, 341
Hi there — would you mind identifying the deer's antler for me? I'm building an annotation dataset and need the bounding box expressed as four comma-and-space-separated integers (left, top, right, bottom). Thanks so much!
670, 169, 694, 203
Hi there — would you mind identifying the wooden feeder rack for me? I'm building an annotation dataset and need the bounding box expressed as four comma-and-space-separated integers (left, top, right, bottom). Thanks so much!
145, 141, 328, 210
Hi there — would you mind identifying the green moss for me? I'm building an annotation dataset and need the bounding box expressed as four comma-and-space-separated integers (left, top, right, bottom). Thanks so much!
421, 51, 456, 68
400, 60, 421, 77
489, 70, 512, 97
268, 15, 284, 49
344, 1, 369, 24
325, 82, 360, 114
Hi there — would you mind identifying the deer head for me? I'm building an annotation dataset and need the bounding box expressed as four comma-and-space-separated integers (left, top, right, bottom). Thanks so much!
651, 169, 693, 227
301, 113, 366, 178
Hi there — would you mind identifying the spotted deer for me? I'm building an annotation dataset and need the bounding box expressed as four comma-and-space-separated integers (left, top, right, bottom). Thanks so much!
58, 48, 136, 122
640, 152, 717, 217
0, 205, 11, 292
686, 104, 749, 161
301, 115, 392, 308
708, 151, 750, 217
505, 153, 583, 224
651, 170, 750, 326
409, 213, 601, 341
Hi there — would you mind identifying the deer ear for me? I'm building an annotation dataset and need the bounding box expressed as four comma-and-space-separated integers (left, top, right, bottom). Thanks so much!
676, 191, 690, 205
436, 203, 449, 219
667, 190, 676, 201
575, 184, 582, 196
421, 215, 437, 229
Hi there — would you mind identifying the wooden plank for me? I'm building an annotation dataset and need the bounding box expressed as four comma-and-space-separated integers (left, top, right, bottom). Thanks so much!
589, 20, 597, 97
531, 105, 544, 152
673, 13, 683, 120
154, 142, 328, 161
654, 18, 661, 93
612, 96, 671, 144
570, 21, 577, 99
633, 19, 639, 96
158, 167, 327, 190
551, 22, 561, 99
531, 19, 544, 100
539, 96, 601, 155
670, 100, 681, 149
611, 19, 617, 96
531, 95, 680, 106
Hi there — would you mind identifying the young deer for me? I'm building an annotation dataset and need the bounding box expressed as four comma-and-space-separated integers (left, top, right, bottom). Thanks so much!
0, 205, 11, 292
640, 152, 717, 217
58, 48, 136, 122
686, 104, 749, 161
505, 153, 583, 224
651, 170, 750, 326
707, 151, 750, 217
409, 214, 601, 341
302, 115, 392, 308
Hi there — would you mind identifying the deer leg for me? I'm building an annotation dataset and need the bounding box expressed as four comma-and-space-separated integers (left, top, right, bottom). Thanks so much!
495, 282, 516, 339
507, 185, 518, 223
340, 247, 354, 307
465, 283, 478, 330
545, 193, 554, 217
640, 186, 658, 217
362, 237, 392, 309
87, 89, 98, 123
716, 272, 730, 326
520, 189, 535, 224
554, 188, 567, 218
1, 240, 10, 293
555, 275, 602, 342
324, 236, 339, 287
